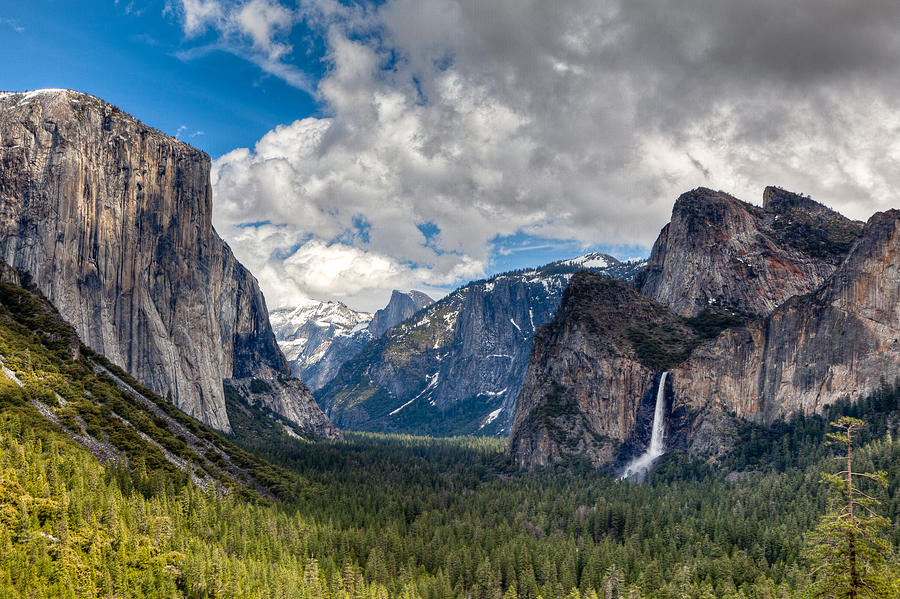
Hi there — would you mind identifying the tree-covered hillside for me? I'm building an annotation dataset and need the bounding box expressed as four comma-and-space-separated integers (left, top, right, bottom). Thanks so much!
4, 382, 900, 598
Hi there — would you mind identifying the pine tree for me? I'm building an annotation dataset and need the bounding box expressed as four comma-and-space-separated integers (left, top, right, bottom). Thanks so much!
804, 417, 893, 598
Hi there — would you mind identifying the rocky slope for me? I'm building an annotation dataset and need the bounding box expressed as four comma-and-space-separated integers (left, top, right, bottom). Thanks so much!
638, 186, 863, 317
672, 209, 900, 432
0, 260, 300, 494
270, 290, 434, 391
317, 256, 646, 436
508, 273, 701, 468
0, 89, 336, 437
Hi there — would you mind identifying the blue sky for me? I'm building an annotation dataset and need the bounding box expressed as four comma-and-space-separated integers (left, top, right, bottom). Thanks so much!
3, 1, 897, 311
1, 1, 321, 157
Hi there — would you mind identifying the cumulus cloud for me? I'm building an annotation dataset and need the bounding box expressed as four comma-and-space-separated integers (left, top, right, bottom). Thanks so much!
204, 0, 900, 310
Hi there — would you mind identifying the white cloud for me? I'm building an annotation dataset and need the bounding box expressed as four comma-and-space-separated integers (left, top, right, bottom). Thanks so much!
170, 0, 313, 90
206, 0, 900, 310
235, 0, 295, 60
180, 0, 223, 35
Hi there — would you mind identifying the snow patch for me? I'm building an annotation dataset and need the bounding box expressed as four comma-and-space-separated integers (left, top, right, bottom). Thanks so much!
482, 388, 507, 396
390, 372, 439, 415
479, 408, 503, 429
1, 89, 74, 104
561, 253, 612, 269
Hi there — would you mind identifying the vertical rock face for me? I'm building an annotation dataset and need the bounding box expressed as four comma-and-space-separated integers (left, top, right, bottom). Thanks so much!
508, 273, 698, 469
509, 187, 898, 469
0, 89, 336, 436
368, 290, 434, 337
672, 209, 900, 427
638, 187, 863, 317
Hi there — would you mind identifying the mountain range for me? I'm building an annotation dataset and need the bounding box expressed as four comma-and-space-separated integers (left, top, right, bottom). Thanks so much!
269, 289, 433, 391
315, 254, 645, 436
3, 88, 897, 477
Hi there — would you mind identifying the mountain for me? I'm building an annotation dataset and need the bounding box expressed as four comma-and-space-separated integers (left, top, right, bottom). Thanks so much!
672, 209, 900, 446
510, 187, 896, 469
270, 299, 373, 390
269, 290, 434, 391
368, 290, 434, 337
0, 259, 303, 493
317, 255, 646, 436
509, 273, 700, 468
5, 242, 900, 596
638, 186, 863, 317
0, 89, 336, 437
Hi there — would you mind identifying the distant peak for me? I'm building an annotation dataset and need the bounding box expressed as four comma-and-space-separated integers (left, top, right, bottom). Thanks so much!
407, 290, 435, 309
560, 252, 619, 269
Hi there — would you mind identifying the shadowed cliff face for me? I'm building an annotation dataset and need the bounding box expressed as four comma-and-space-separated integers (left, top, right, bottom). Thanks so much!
509, 273, 699, 469
639, 187, 863, 318
0, 89, 336, 437
673, 210, 900, 431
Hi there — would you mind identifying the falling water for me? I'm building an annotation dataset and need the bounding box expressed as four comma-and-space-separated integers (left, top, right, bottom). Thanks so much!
620, 371, 668, 480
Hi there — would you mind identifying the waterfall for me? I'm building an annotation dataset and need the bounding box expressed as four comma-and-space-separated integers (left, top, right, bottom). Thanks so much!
620, 371, 668, 480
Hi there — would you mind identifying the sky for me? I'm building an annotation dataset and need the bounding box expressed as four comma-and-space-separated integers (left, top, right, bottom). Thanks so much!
3, 1, 900, 311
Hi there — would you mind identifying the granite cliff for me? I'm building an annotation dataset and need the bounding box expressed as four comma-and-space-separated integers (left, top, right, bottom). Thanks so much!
368, 290, 434, 337
508, 273, 701, 469
0, 89, 336, 437
511, 188, 896, 470
672, 209, 900, 433
638, 186, 863, 317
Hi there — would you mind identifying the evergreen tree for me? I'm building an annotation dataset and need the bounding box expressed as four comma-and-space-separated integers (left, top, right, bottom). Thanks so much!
804, 417, 894, 598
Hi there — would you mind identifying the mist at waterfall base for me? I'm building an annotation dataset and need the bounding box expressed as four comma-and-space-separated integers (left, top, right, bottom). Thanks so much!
620, 372, 669, 481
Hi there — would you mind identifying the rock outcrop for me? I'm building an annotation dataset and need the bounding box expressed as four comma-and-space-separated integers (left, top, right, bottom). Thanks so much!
318, 256, 646, 436
510, 188, 897, 470
0, 89, 336, 437
508, 273, 699, 469
672, 209, 900, 429
638, 187, 863, 317
368, 290, 434, 337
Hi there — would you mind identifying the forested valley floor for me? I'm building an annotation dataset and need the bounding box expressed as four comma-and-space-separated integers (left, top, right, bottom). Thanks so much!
3, 377, 900, 598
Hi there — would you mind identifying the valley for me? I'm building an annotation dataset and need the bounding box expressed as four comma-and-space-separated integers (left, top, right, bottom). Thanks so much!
1, 88, 898, 598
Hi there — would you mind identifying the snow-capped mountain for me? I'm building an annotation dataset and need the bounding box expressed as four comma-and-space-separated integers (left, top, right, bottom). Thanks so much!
269, 300, 374, 391
559, 252, 614, 269
270, 290, 435, 390
316, 254, 647, 436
